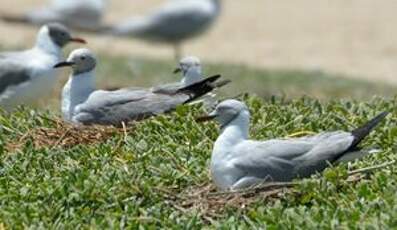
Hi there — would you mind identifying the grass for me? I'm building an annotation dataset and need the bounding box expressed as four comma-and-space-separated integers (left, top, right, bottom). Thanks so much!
0, 50, 397, 228
0, 44, 395, 107
0, 95, 396, 228
42, 53, 397, 109
95, 54, 396, 99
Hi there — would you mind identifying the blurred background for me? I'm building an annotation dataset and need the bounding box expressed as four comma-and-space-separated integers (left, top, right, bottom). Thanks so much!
0, 0, 396, 108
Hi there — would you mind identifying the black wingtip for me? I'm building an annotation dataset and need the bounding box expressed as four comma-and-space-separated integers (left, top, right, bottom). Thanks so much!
177, 74, 221, 93
176, 74, 223, 104
350, 111, 389, 149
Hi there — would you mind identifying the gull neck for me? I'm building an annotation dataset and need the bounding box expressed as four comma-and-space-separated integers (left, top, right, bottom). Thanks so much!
67, 71, 95, 114
34, 27, 62, 58
218, 111, 250, 145
181, 68, 202, 86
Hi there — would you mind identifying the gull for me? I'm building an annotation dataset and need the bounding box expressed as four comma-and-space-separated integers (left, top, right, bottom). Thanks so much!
0, 0, 106, 30
197, 99, 389, 191
0, 23, 86, 110
152, 56, 229, 109
151, 56, 204, 94
55, 48, 227, 126
109, 0, 221, 59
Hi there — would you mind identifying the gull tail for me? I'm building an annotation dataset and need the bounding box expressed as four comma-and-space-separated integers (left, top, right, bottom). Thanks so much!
349, 111, 389, 150
332, 111, 388, 163
177, 75, 225, 104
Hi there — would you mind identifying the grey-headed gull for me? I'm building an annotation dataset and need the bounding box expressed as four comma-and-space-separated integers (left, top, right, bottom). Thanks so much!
109, 0, 221, 59
55, 48, 228, 126
152, 56, 229, 109
197, 99, 388, 190
0, 23, 86, 110
0, 0, 106, 30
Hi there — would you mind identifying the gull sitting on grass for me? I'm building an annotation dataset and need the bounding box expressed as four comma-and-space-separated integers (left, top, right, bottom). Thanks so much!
55, 48, 228, 126
0, 0, 106, 30
152, 56, 229, 109
197, 99, 389, 191
109, 0, 221, 59
0, 23, 86, 110
152, 56, 205, 94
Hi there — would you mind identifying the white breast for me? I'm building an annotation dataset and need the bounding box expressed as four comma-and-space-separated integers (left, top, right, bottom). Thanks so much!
210, 137, 243, 190
61, 72, 95, 120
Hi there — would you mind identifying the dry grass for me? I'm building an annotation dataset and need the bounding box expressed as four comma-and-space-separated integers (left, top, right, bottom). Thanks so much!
173, 162, 395, 221
177, 183, 291, 221
6, 117, 133, 151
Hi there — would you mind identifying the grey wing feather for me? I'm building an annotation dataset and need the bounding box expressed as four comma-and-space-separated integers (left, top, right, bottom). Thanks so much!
0, 60, 31, 94
292, 132, 354, 176
151, 82, 183, 94
233, 131, 354, 181
233, 140, 313, 181
26, 7, 61, 24
73, 89, 189, 125
112, 2, 214, 41
3, 0, 105, 29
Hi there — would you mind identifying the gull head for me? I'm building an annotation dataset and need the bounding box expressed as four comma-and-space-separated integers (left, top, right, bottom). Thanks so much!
197, 99, 250, 129
38, 23, 86, 48
174, 56, 201, 77
54, 48, 97, 75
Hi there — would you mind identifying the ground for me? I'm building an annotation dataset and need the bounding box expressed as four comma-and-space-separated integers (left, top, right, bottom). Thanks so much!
0, 1, 397, 228
0, 96, 396, 228
1, 0, 397, 84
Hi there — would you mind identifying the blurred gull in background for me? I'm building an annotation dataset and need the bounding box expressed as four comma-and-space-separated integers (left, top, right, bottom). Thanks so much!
0, 0, 106, 30
152, 56, 230, 109
56, 48, 227, 126
110, 0, 221, 59
0, 23, 86, 110
197, 99, 388, 191
152, 56, 208, 93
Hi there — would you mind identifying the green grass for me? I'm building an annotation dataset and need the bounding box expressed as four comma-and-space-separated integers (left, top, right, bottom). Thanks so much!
96, 54, 397, 98
0, 95, 396, 228
0, 44, 395, 107
0, 48, 397, 227
43, 53, 397, 109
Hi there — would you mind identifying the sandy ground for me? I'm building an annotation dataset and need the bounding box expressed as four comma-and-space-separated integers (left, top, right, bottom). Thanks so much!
1, 0, 397, 84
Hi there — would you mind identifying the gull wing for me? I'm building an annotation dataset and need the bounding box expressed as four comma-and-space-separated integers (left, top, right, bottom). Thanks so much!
0, 59, 31, 94
73, 88, 189, 125
151, 82, 183, 94
73, 75, 223, 125
112, 0, 216, 41
232, 139, 313, 182
233, 131, 354, 181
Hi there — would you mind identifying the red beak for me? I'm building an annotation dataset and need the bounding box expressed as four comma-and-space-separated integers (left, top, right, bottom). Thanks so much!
70, 37, 87, 44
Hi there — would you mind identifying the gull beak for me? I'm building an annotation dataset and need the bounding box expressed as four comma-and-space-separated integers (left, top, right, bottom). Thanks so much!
53, 61, 75, 68
173, 67, 182, 74
70, 37, 87, 44
195, 111, 217, 122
